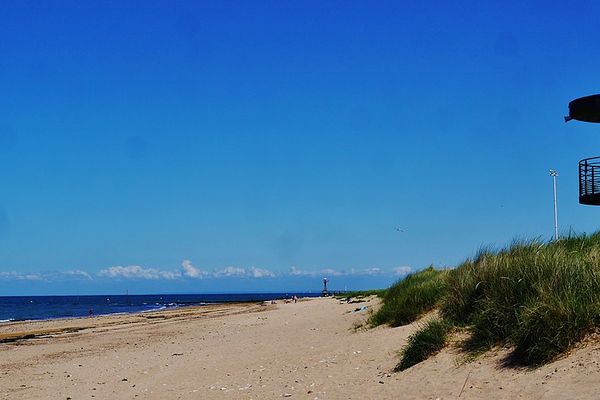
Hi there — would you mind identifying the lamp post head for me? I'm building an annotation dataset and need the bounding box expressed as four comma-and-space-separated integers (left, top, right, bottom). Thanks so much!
550, 169, 558, 177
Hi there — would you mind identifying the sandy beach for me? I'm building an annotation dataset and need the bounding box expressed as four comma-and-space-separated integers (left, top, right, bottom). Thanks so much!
1, 297, 600, 399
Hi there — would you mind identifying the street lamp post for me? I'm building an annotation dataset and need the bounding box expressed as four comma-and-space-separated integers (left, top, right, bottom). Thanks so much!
550, 169, 559, 241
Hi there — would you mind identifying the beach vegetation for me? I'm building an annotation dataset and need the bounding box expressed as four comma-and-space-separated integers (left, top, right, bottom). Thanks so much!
370, 266, 447, 327
442, 232, 600, 364
396, 317, 451, 371
386, 232, 600, 369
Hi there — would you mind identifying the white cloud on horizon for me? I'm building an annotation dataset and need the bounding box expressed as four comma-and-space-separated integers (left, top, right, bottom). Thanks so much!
213, 266, 247, 278
211, 266, 276, 278
61, 270, 93, 280
249, 267, 276, 278
289, 267, 396, 278
95, 262, 278, 280
290, 266, 411, 277
0, 270, 93, 282
393, 266, 413, 276
289, 266, 344, 277
0, 263, 412, 283
350, 267, 384, 276
0, 271, 44, 281
289, 266, 315, 277
98, 265, 181, 280
181, 260, 208, 279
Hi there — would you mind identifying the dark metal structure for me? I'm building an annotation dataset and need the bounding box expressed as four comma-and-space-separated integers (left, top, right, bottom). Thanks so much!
566, 94, 600, 205
579, 157, 600, 205
566, 94, 600, 123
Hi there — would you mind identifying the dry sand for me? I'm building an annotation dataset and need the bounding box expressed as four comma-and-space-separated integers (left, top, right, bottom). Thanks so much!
1, 297, 600, 399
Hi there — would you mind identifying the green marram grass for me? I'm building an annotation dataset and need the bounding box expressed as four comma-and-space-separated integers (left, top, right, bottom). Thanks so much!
380, 232, 600, 368
441, 232, 600, 364
396, 317, 452, 371
370, 266, 447, 327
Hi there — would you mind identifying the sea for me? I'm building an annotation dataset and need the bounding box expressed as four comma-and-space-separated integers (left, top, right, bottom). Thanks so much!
0, 292, 320, 322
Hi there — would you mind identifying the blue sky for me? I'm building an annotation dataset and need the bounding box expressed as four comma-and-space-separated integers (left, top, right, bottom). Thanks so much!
1, 1, 600, 295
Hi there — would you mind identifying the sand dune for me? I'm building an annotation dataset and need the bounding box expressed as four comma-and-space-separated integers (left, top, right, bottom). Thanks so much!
1, 297, 599, 399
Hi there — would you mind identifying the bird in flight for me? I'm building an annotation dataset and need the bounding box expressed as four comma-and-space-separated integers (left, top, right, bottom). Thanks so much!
395, 226, 405, 232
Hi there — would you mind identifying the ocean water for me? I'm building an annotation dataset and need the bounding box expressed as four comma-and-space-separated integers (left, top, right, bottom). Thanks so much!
0, 293, 319, 322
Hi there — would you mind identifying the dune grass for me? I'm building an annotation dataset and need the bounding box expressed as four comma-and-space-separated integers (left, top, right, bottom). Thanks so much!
396, 317, 451, 371
370, 267, 447, 327
384, 232, 600, 368
442, 232, 600, 364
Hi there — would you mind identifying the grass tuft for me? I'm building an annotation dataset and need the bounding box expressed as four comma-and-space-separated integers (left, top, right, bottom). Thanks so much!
370, 267, 447, 327
396, 317, 451, 371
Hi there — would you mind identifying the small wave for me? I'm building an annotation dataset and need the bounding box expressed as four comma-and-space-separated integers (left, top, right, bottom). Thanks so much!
0, 318, 15, 323
140, 306, 166, 313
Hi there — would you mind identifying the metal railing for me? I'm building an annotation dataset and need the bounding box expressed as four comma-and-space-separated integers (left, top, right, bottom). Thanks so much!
579, 157, 600, 204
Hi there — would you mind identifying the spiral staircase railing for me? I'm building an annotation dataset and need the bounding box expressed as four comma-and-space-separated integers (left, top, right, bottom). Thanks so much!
579, 157, 600, 205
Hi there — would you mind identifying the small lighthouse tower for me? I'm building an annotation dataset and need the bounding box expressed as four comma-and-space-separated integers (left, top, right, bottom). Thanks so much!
322, 278, 329, 296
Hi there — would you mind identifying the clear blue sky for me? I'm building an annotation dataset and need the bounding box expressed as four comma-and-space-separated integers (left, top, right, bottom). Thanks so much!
1, 1, 599, 295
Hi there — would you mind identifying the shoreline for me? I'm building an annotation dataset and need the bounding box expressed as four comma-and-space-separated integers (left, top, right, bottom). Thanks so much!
0, 292, 321, 324
0, 301, 268, 344
0, 302, 232, 325
2, 296, 598, 399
